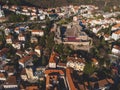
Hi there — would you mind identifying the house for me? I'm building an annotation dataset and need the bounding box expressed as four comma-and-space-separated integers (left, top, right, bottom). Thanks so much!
0, 9, 4, 17
30, 7, 36, 13
91, 58, 98, 66
26, 85, 39, 90
2, 5, 9, 9
31, 30, 44, 36
21, 67, 38, 81
111, 29, 120, 40
4, 28, 10, 35
18, 33, 26, 41
92, 26, 102, 34
16, 50, 24, 58
30, 36, 38, 43
22, 6, 28, 13
49, 52, 57, 68
25, 67, 38, 80
66, 56, 85, 71
30, 15, 37, 20
104, 34, 111, 41
14, 27, 20, 34
111, 23, 120, 31
0, 72, 6, 81
3, 76, 19, 90
20, 68, 27, 81
34, 46, 42, 57
3, 65, 15, 76
0, 48, 9, 60
12, 41, 25, 50
6, 35, 13, 44
19, 55, 33, 68
89, 78, 114, 90
112, 45, 120, 55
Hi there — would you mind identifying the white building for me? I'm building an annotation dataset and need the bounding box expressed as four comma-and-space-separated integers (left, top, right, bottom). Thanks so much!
112, 45, 120, 55
49, 52, 57, 68
66, 57, 85, 71
35, 46, 41, 56
18, 34, 26, 41
6, 35, 13, 44
111, 30, 120, 40
31, 30, 44, 36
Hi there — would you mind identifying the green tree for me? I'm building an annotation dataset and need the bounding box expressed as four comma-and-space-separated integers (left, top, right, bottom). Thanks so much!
41, 55, 47, 66
84, 62, 95, 75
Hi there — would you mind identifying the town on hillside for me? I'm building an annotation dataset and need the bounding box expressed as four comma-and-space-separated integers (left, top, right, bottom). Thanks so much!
0, 3, 120, 90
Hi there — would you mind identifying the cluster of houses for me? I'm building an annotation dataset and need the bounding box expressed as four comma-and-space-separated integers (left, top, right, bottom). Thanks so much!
1, 4, 99, 21
0, 3, 119, 90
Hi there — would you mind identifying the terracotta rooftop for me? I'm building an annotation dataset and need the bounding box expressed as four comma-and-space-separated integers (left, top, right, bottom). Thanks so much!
113, 23, 120, 28
49, 52, 56, 63
35, 45, 42, 50
6, 35, 12, 39
26, 85, 39, 90
66, 68, 77, 90
5, 76, 17, 85
114, 29, 120, 34
113, 45, 120, 50
19, 55, 32, 64
32, 30, 43, 32
91, 58, 98, 63
45, 69, 64, 75
0, 73, 5, 78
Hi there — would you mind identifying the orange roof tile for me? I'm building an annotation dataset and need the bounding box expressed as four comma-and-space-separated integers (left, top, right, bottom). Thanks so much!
35, 46, 42, 50
49, 52, 56, 63
66, 68, 77, 90
92, 58, 98, 63
0, 73, 5, 78
45, 69, 64, 75
5, 76, 17, 85
32, 30, 43, 32
114, 30, 120, 34
19, 56, 32, 64
26, 85, 39, 90
113, 23, 120, 28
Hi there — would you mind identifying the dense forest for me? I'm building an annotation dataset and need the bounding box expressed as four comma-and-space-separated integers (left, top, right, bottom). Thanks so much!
0, 0, 120, 9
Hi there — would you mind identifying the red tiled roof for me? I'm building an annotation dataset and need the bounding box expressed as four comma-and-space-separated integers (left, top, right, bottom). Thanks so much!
26, 85, 39, 90
5, 76, 17, 85
66, 68, 77, 90
113, 45, 120, 50
19, 56, 32, 64
49, 52, 56, 63
32, 30, 43, 32
114, 29, 120, 34
45, 69, 64, 75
